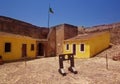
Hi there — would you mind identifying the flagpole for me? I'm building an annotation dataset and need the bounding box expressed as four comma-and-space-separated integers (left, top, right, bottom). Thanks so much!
48, 4, 50, 28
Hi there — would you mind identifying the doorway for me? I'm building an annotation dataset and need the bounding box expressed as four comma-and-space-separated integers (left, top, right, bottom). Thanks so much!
22, 44, 27, 57
38, 43, 44, 56
73, 44, 76, 55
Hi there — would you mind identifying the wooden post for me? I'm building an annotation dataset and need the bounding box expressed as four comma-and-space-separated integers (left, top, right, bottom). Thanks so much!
24, 57, 27, 67
106, 54, 108, 70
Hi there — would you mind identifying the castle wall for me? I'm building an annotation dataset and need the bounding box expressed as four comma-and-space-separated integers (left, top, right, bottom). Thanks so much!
0, 16, 49, 39
55, 24, 78, 55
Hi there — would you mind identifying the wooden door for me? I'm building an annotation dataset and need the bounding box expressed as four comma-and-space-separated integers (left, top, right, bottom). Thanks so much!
73, 44, 76, 55
38, 43, 44, 56
22, 44, 27, 57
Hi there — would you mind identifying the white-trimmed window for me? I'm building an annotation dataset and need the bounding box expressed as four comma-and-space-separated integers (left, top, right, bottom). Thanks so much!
66, 44, 69, 50
80, 44, 84, 52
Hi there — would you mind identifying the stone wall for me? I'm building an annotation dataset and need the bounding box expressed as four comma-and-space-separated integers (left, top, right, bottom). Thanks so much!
0, 16, 49, 39
46, 28, 56, 56
110, 27, 120, 45
64, 24, 78, 40
55, 24, 64, 55
55, 24, 78, 55
85, 22, 120, 33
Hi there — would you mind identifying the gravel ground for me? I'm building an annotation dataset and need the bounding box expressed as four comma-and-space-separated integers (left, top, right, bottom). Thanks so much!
96, 45, 120, 59
0, 45, 120, 84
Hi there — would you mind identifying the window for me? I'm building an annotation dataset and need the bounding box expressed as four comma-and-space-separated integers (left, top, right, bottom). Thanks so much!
5, 43, 11, 52
31, 44, 34, 51
66, 44, 69, 50
80, 44, 84, 52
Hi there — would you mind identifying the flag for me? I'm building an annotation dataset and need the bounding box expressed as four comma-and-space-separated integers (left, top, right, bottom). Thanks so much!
49, 7, 54, 14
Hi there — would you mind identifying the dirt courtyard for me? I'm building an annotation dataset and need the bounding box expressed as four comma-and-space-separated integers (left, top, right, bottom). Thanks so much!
0, 55, 120, 84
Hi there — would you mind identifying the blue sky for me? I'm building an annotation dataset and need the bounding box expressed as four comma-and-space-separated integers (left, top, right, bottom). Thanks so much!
0, 0, 120, 27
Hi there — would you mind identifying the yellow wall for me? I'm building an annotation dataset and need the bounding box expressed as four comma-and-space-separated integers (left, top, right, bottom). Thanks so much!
63, 40, 90, 58
0, 36, 36, 61
89, 32, 110, 57
63, 32, 110, 58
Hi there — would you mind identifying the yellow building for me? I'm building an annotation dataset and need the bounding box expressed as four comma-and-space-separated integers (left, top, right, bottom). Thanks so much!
63, 31, 110, 58
0, 32, 37, 61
